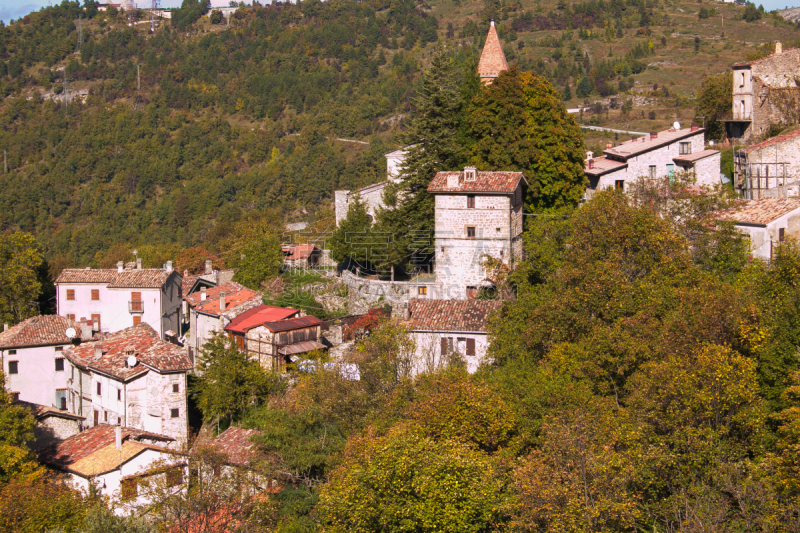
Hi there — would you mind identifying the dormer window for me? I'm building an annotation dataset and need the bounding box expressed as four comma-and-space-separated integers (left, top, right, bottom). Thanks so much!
464, 166, 477, 182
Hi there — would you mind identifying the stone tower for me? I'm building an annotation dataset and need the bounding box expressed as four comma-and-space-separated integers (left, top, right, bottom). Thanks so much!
477, 21, 509, 85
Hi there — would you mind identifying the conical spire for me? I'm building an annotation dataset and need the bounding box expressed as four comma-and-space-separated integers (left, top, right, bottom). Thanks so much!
477, 21, 508, 85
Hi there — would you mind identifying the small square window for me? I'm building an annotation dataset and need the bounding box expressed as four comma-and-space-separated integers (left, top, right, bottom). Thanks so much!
679, 142, 692, 155
66, 314, 75, 321
615, 180, 624, 190
8, 349, 15, 355
8, 361, 18, 374
466, 227, 476, 238
171, 408, 180, 418
55, 346, 63, 352
780, 228, 786, 242
66, 289, 75, 301
172, 383, 179, 393
91, 289, 100, 301
417, 286, 428, 296
55, 358, 64, 372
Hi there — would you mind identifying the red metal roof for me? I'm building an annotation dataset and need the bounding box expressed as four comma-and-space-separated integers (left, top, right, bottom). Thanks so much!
224, 305, 300, 334
428, 171, 525, 194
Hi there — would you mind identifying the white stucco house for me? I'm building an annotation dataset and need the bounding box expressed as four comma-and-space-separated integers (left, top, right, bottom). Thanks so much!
427, 167, 526, 300
715, 198, 800, 260
55, 260, 183, 339
404, 299, 501, 374
334, 148, 407, 226
39, 424, 185, 514
0, 314, 95, 409
63, 323, 192, 446
584, 125, 720, 196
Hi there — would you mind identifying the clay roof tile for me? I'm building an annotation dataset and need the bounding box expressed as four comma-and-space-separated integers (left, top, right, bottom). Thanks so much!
478, 21, 509, 79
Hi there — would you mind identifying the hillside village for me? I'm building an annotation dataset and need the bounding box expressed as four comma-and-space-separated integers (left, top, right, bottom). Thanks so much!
4, 0, 800, 530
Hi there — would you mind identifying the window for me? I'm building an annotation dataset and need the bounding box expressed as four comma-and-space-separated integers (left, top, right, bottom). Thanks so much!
166, 468, 183, 488
466, 287, 478, 300
466, 195, 476, 208
8, 350, 15, 355
133, 316, 141, 326
667, 164, 675, 183
417, 286, 428, 296
780, 228, 786, 242
96, 382, 102, 395
440, 337, 454, 355
172, 383, 180, 393
466, 338, 476, 356
104, 411, 108, 422
55, 358, 64, 372
171, 408, 180, 418
11, 392, 19, 402
679, 142, 691, 155
91, 314, 101, 329
121, 479, 137, 500
66, 314, 75, 321
8, 361, 18, 374
648, 166, 657, 178
66, 289, 75, 301
741, 72, 745, 86
117, 389, 122, 401
55, 346, 63, 352
615, 180, 624, 190
91, 289, 99, 301
466, 227, 476, 238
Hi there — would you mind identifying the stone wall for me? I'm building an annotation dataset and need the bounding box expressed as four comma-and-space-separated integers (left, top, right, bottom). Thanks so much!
334, 190, 351, 226
340, 270, 440, 312
31, 416, 82, 451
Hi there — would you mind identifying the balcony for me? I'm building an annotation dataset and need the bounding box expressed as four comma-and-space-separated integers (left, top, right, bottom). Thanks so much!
718, 110, 752, 122
128, 300, 144, 313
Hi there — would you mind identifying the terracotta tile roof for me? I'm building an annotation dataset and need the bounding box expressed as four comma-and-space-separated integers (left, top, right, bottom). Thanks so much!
428, 170, 525, 194
603, 128, 703, 160
191, 282, 263, 317
478, 21, 508, 79
55, 268, 175, 289
744, 127, 800, 153
260, 315, 323, 333
224, 305, 300, 335
0, 315, 85, 349
39, 424, 173, 476
407, 299, 501, 333
585, 156, 628, 176
715, 198, 800, 226
281, 244, 318, 261
672, 149, 720, 163
15, 400, 85, 421
205, 427, 262, 467
64, 323, 192, 381
182, 275, 216, 301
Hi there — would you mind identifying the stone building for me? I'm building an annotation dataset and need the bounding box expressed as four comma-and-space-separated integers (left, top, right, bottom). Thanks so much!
0, 314, 94, 409
55, 260, 183, 339
734, 128, 800, 199
62, 323, 192, 446
584, 125, 719, 196
427, 167, 526, 300
715, 198, 800, 261
334, 148, 407, 227
478, 21, 508, 85
726, 42, 800, 141
15, 401, 85, 451
405, 299, 501, 374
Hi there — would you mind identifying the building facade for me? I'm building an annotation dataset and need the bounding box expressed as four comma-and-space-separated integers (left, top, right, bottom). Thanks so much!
427, 167, 526, 300
55, 260, 182, 339
334, 148, 407, 227
225, 312, 323, 371
734, 128, 800, 199
715, 198, 800, 260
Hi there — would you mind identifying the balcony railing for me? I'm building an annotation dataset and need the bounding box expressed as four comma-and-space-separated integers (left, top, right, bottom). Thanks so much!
717, 110, 752, 121
129, 300, 144, 313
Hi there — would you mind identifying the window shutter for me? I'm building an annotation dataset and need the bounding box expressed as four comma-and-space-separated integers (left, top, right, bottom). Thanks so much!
133, 316, 141, 326
131, 292, 141, 301
91, 289, 99, 301
66, 289, 75, 301
441, 337, 448, 355
466, 338, 476, 356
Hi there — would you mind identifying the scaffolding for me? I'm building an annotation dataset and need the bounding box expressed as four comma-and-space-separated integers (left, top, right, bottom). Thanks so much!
734, 151, 790, 199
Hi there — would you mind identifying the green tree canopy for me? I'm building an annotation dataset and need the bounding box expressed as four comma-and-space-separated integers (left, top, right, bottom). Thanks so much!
0, 232, 43, 326
694, 72, 732, 141
329, 195, 376, 266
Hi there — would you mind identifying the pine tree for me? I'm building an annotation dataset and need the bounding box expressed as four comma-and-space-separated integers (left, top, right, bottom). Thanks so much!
563, 84, 572, 101
330, 195, 376, 266
377, 48, 467, 270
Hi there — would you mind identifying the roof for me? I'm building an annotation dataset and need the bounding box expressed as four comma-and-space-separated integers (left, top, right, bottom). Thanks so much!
55, 268, 175, 289
224, 305, 300, 335
191, 282, 263, 317
428, 170, 526, 194
15, 401, 85, 421
585, 157, 628, 177
181, 274, 215, 300
672, 149, 720, 163
204, 427, 262, 467
64, 323, 192, 381
407, 299, 502, 333
732, 48, 800, 67
260, 315, 323, 333
477, 21, 508, 78
715, 198, 800, 226
745, 127, 800, 153
279, 340, 326, 356
39, 424, 173, 477
0, 315, 85, 349
281, 244, 319, 261
384, 148, 407, 157
602, 128, 703, 160
186, 281, 255, 306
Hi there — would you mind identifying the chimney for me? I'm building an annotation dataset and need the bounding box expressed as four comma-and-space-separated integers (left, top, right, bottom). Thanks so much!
776, 41, 782, 55
201, 287, 207, 301
136, 258, 142, 270
219, 293, 226, 312
184, 269, 189, 277
403, 305, 410, 320
205, 260, 213, 275
94, 345, 103, 359
588, 159, 595, 169
81, 324, 92, 339
115, 426, 122, 449
166, 260, 173, 273
690, 122, 700, 132
446, 173, 459, 188
117, 261, 124, 273
606, 143, 613, 149
650, 132, 658, 140
586, 150, 593, 160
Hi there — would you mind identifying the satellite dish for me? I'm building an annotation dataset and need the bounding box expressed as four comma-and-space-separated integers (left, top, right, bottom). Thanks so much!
127, 356, 137, 368
65, 327, 76, 339
673, 121, 681, 130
